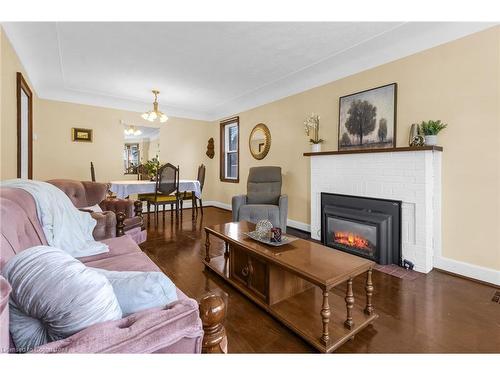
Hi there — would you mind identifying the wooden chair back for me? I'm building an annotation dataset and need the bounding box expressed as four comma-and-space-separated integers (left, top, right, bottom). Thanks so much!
197, 164, 206, 192
156, 163, 179, 196
136, 164, 149, 181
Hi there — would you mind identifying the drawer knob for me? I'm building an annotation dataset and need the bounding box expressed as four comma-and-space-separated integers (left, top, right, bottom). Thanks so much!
241, 266, 249, 277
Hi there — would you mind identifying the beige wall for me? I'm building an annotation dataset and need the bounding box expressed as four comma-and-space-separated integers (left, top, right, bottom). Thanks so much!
35, 99, 213, 183
1, 25, 499, 273
208, 26, 500, 271
0, 28, 39, 180
159, 116, 214, 182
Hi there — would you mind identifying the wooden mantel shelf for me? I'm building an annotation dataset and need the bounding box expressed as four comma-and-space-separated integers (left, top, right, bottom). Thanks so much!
303, 145, 443, 157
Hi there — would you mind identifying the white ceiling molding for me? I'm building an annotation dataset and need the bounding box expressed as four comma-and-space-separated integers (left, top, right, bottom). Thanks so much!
2, 22, 497, 121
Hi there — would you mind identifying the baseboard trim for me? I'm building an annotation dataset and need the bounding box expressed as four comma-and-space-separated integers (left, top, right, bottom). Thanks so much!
205, 201, 231, 211
434, 256, 500, 286
286, 219, 311, 232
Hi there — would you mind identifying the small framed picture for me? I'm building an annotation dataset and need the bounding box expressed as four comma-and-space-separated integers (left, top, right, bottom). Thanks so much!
72, 128, 93, 142
338, 83, 397, 151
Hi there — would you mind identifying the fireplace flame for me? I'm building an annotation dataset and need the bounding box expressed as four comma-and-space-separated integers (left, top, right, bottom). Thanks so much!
334, 232, 372, 251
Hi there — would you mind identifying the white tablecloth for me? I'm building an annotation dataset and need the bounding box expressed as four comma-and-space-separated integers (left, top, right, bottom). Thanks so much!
109, 180, 202, 199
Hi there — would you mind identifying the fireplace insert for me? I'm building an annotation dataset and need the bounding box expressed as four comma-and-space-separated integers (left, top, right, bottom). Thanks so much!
321, 193, 401, 265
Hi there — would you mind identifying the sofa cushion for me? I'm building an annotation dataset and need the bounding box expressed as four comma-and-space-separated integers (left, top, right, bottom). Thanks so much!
84, 251, 162, 273
0, 276, 11, 353
3, 246, 122, 351
92, 269, 178, 316
238, 204, 280, 228
77, 235, 140, 264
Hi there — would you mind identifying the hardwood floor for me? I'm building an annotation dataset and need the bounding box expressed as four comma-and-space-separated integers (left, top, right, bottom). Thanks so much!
140, 207, 500, 353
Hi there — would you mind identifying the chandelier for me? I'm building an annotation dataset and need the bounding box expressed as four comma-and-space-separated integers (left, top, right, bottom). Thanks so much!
124, 125, 142, 136
141, 90, 168, 123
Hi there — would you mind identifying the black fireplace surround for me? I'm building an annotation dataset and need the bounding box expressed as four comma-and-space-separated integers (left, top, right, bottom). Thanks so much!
321, 193, 402, 265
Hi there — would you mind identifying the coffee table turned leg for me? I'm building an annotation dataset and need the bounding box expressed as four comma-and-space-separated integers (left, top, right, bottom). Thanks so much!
320, 288, 331, 345
364, 268, 374, 316
344, 278, 355, 329
224, 242, 229, 258
205, 231, 211, 263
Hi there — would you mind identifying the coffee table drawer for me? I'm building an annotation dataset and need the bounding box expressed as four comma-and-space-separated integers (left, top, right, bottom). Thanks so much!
230, 245, 268, 302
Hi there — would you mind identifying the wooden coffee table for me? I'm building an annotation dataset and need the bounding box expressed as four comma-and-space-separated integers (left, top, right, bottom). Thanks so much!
203, 221, 378, 353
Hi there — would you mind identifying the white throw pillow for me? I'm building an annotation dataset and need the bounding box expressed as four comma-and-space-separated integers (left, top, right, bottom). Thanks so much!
91, 269, 178, 316
82, 204, 103, 213
2, 246, 122, 351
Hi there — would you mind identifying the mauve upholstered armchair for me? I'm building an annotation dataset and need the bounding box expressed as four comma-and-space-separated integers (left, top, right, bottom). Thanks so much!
232, 166, 288, 232
47, 179, 146, 244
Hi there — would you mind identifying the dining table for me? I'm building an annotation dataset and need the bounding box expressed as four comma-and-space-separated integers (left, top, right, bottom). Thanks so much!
109, 179, 202, 199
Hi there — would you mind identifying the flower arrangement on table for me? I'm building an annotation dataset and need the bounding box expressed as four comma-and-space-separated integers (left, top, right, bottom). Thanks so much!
144, 157, 161, 180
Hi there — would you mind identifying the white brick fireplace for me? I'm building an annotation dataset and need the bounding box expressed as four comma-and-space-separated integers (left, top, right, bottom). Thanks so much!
309, 148, 442, 273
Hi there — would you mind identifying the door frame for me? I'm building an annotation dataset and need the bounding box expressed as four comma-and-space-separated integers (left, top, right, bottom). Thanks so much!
17, 72, 33, 179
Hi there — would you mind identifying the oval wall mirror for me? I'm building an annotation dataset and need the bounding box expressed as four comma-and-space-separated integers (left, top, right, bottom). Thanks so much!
249, 123, 271, 160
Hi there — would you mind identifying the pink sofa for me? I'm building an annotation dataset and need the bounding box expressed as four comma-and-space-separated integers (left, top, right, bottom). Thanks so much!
0, 187, 226, 354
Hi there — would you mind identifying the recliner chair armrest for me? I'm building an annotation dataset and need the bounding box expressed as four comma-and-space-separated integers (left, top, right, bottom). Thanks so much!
231, 195, 247, 222
278, 194, 288, 233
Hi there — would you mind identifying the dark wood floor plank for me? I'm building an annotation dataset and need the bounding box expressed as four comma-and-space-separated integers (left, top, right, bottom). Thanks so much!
140, 207, 500, 353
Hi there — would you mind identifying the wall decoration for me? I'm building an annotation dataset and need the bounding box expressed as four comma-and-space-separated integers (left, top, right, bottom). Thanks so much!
419, 120, 447, 146
206, 137, 215, 159
409, 123, 425, 147
249, 123, 271, 160
72, 128, 93, 142
304, 113, 322, 152
338, 83, 397, 151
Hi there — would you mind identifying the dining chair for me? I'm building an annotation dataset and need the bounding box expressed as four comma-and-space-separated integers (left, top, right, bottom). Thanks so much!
136, 164, 150, 181
141, 163, 180, 224
90, 162, 96, 182
181, 164, 206, 216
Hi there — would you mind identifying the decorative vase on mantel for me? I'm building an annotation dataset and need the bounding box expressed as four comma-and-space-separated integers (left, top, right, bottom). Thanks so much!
420, 120, 447, 147
311, 143, 321, 153
304, 113, 323, 153
424, 135, 438, 146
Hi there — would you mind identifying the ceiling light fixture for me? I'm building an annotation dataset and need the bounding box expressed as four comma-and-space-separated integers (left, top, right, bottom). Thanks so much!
141, 90, 168, 123
124, 125, 142, 136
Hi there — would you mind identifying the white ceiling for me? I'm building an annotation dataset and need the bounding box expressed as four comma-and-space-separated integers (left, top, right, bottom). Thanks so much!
2, 22, 496, 121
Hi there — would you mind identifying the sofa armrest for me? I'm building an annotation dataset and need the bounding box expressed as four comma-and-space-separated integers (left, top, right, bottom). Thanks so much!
278, 194, 288, 233
31, 299, 204, 354
90, 211, 117, 240
231, 195, 247, 222
99, 198, 135, 218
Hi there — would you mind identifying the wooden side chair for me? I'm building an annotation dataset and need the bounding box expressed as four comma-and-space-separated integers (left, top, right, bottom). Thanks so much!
141, 163, 180, 224
136, 164, 150, 181
91, 161, 116, 198
181, 164, 206, 216
90, 162, 96, 182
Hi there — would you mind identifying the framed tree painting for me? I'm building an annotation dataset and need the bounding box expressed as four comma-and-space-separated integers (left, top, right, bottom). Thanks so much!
338, 83, 397, 151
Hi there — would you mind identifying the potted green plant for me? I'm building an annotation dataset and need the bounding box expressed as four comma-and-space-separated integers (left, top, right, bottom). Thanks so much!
304, 113, 323, 152
144, 157, 161, 180
420, 120, 447, 146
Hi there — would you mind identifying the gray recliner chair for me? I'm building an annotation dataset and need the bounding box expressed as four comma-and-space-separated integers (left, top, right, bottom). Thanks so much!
232, 166, 288, 232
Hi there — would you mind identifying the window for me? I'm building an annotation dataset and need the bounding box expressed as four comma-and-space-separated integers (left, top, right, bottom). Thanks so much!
124, 143, 140, 174
220, 117, 239, 182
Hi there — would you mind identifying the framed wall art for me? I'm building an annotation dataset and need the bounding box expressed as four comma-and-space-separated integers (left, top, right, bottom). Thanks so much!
338, 83, 397, 151
72, 128, 93, 142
